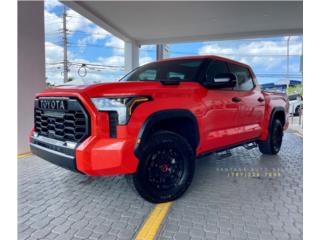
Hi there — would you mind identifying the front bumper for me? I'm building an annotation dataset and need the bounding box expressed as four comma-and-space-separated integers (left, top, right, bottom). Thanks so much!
30, 134, 79, 172
30, 142, 78, 172
30, 131, 139, 176
75, 136, 138, 176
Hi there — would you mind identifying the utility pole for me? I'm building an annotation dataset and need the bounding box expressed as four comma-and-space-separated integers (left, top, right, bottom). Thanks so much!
286, 36, 291, 82
62, 6, 68, 83
300, 41, 303, 85
285, 36, 291, 93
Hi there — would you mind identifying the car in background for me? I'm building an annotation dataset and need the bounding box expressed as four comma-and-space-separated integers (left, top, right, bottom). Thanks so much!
288, 94, 303, 116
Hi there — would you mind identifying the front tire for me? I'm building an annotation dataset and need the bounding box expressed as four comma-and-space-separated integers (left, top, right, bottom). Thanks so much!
131, 130, 195, 203
258, 119, 283, 155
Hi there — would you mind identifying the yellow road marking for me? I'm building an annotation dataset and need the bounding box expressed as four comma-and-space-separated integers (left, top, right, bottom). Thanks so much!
135, 202, 173, 240
18, 152, 32, 158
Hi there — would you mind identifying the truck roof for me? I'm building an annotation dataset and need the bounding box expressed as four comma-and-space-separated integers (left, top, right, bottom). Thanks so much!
157, 55, 251, 69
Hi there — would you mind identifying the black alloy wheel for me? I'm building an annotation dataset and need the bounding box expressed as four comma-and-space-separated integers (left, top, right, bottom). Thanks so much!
130, 130, 195, 203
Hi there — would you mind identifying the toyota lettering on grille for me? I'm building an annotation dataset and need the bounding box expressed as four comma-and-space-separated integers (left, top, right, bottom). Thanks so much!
39, 99, 67, 111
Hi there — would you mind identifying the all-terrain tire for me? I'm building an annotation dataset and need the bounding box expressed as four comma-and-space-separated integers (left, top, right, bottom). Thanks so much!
258, 119, 283, 155
129, 130, 195, 203
294, 105, 301, 116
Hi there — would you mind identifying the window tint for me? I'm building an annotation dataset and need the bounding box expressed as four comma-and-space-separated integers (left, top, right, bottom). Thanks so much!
138, 69, 157, 81
229, 63, 254, 91
288, 95, 297, 101
168, 72, 186, 80
288, 95, 302, 101
204, 60, 229, 83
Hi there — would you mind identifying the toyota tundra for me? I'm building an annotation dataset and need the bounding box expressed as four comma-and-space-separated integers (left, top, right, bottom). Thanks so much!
30, 56, 289, 203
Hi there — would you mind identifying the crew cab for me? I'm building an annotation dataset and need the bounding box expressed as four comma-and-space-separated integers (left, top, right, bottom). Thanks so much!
30, 56, 289, 203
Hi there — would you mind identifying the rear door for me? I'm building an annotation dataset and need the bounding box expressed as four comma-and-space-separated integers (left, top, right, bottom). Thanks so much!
228, 63, 265, 141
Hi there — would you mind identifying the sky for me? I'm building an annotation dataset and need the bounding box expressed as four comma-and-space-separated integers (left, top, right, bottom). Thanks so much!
45, 0, 303, 86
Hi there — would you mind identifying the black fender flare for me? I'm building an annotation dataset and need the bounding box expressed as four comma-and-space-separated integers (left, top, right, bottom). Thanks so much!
269, 106, 286, 130
134, 109, 200, 158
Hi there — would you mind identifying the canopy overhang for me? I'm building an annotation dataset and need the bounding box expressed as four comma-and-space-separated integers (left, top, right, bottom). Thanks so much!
63, 1, 303, 45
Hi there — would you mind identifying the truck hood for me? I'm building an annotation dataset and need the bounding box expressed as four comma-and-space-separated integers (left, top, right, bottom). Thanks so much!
39, 81, 202, 98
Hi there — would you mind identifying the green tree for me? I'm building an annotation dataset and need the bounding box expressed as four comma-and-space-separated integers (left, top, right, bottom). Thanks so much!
288, 84, 303, 96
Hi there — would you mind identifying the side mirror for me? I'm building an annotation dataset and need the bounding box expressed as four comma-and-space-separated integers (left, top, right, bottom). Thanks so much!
204, 73, 237, 88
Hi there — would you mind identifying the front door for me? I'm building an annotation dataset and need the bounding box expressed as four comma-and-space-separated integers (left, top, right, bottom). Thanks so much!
200, 60, 243, 153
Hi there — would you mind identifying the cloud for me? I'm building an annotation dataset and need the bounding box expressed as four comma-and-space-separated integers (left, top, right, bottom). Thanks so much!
66, 9, 111, 52
88, 26, 110, 42
97, 56, 124, 69
44, 9, 62, 41
45, 41, 65, 85
66, 9, 109, 38
66, 9, 92, 33
140, 56, 153, 65
45, 0, 62, 11
45, 41, 63, 63
199, 44, 233, 55
141, 45, 156, 51
198, 38, 302, 70
105, 36, 125, 55
45, 41, 79, 85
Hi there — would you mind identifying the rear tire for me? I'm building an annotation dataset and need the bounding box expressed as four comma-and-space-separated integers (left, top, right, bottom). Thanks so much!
258, 119, 283, 155
131, 130, 195, 203
294, 105, 301, 116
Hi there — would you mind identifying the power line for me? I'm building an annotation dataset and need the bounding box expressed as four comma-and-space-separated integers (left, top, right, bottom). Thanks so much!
46, 61, 124, 69
68, 30, 110, 36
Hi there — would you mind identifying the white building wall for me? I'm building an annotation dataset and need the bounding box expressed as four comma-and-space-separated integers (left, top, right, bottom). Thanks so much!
18, 1, 46, 154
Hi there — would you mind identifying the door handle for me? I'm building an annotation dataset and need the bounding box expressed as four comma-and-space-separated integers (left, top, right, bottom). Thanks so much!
232, 97, 241, 102
258, 97, 265, 102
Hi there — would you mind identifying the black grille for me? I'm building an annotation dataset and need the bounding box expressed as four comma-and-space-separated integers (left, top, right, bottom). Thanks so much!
34, 98, 89, 143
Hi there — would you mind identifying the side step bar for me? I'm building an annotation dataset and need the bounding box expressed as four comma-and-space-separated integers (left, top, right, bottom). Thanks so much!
198, 140, 258, 160
216, 150, 232, 159
243, 142, 257, 150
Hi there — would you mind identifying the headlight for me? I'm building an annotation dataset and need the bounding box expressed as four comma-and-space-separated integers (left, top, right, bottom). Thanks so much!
91, 96, 150, 125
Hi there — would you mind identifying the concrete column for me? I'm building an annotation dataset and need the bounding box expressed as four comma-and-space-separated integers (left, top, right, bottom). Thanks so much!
124, 41, 139, 73
156, 44, 170, 60
156, 44, 164, 60
18, 1, 46, 154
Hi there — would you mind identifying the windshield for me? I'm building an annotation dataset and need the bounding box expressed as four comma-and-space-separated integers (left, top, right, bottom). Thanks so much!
120, 59, 205, 82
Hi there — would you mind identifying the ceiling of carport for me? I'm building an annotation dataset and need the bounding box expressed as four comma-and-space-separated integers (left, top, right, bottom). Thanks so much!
63, 1, 302, 44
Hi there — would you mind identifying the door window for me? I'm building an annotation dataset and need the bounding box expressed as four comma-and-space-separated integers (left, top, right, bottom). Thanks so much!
228, 64, 254, 91
138, 69, 157, 81
168, 72, 186, 80
204, 60, 229, 84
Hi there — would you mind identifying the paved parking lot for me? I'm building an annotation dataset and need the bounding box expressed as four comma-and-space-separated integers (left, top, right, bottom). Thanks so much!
18, 133, 302, 240
158, 133, 302, 240
18, 159, 154, 240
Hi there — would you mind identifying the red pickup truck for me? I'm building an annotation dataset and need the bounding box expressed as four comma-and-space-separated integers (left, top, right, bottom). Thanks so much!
30, 56, 288, 203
